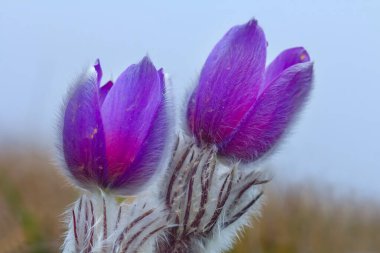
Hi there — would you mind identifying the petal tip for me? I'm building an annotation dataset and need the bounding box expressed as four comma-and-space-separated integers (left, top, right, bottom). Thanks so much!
93, 58, 102, 82
137, 55, 159, 74
246, 18, 258, 27
140, 55, 153, 66
298, 48, 311, 62
158, 68, 166, 86
243, 18, 264, 34
290, 47, 311, 63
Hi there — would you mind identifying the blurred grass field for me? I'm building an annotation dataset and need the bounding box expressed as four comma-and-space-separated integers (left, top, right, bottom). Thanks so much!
0, 149, 379, 253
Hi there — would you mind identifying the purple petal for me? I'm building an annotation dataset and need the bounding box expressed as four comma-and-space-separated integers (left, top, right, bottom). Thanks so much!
99, 80, 113, 105
95, 59, 114, 105
94, 59, 103, 83
62, 67, 108, 187
110, 69, 168, 193
220, 60, 314, 161
110, 91, 168, 193
158, 68, 165, 89
101, 57, 165, 181
264, 47, 310, 90
188, 19, 267, 145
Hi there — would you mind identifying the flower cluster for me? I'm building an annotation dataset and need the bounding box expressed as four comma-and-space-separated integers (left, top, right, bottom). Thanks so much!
59, 18, 313, 253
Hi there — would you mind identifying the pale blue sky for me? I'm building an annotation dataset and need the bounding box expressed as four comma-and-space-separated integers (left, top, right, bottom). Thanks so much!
0, 0, 379, 198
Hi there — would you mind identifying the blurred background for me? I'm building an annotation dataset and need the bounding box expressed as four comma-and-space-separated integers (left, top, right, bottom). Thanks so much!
1, 0, 379, 252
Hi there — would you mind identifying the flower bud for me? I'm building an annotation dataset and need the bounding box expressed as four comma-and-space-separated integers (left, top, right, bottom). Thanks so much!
187, 19, 313, 162
61, 57, 169, 194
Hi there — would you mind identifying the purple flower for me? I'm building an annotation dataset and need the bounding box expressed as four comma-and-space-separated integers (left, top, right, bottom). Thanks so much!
61, 57, 168, 194
187, 19, 314, 162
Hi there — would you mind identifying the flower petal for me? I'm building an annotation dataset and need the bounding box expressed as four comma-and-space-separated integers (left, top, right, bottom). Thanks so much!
62, 66, 108, 187
99, 80, 113, 105
101, 57, 165, 180
94, 59, 103, 83
264, 47, 310, 89
110, 74, 168, 193
188, 19, 267, 145
220, 61, 314, 161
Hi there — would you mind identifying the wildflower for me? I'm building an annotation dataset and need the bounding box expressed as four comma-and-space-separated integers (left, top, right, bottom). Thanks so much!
61, 57, 168, 194
187, 19, 313, 161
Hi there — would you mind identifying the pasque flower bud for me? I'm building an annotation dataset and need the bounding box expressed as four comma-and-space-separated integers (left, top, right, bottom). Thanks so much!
187, 19, 313, 162
61, 57, 168, 194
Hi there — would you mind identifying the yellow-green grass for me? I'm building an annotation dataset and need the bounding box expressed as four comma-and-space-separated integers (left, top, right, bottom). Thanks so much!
1, 150, 379, 253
